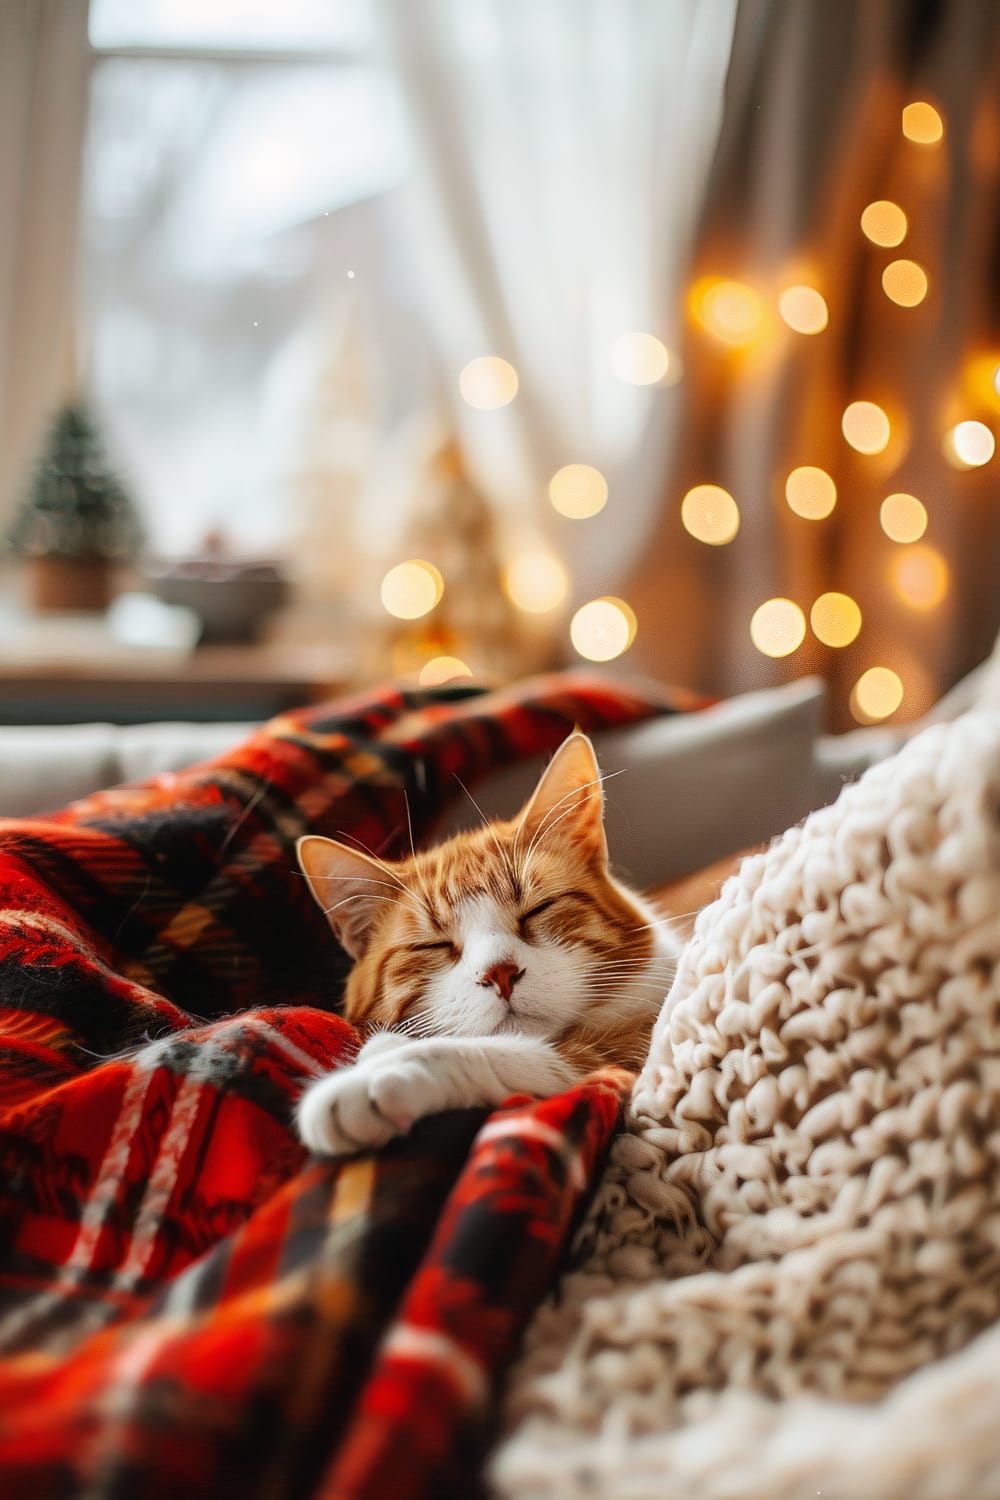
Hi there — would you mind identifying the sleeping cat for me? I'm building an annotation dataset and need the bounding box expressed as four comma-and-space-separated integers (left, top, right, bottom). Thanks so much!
295, 732, 679, 1156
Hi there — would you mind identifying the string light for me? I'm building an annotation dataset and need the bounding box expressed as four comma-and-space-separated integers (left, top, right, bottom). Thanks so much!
503, 550, 569, 613
419, 656, 472, 686
570, 597, 637, 661
944, 420, 995, 468
680, 484, 740, 545
891, 544, 949, 610
380, 559, 444, 620
860, 200, 908, 247
880, 492, 928, 543
994, 366, 1000, 398
785, 466, 837, 519
851, 667, 903, 722
842, 401, 891, 455
882, 259, 928, 307
548, 463, 609, 519
610, 332, 673, 385
459, 356, 519, 409
691, 278, 764, 348
778, 285, 829, 334
902, 102, 944, 145
810, 592, 862, 647
749, 598, 806, 658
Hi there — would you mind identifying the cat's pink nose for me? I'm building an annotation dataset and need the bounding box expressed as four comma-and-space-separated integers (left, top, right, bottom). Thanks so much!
479, 960, 524, 1002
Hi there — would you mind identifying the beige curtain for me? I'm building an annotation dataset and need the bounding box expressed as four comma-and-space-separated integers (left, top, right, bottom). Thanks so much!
0, 0, 91, 529
625, 0, 1000, 728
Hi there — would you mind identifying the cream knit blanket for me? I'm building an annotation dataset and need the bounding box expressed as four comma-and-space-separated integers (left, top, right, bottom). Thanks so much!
492, 711, 1000, 1499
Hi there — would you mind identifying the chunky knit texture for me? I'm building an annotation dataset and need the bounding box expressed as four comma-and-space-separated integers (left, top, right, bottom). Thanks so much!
493, 711, 1000, 1500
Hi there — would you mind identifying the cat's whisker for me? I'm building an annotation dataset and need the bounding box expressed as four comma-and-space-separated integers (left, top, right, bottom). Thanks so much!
451, 771, 521, 895
403, 788, 438, 917
337, 828, 434, 919
513, 768, 623, 869
628, 912, 695, 932
305, 873, 429, 920
321, 892, 419, 918
522, 785, 606, 868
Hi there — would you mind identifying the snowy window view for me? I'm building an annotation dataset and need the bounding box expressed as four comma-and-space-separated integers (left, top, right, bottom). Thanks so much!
83, 0, 413, 556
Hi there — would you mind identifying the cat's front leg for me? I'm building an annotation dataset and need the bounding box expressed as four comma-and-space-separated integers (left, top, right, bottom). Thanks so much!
296, 1035, 578, 1158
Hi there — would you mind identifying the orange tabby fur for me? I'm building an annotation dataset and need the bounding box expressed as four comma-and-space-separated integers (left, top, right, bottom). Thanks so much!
337, 818, 660, 1071
295, 733, 677, 1155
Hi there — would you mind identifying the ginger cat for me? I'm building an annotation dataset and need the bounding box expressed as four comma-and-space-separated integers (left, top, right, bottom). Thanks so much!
296, 733, 679, 1156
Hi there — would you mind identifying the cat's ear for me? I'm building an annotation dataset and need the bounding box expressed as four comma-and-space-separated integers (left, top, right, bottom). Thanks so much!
516, 732, 608, 866
296, 835, 396, 958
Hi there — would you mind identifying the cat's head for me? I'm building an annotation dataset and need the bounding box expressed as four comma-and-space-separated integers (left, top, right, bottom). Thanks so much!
297, 733, 677, 1063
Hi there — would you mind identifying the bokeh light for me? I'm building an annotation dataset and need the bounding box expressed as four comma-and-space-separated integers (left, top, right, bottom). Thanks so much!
810, 592, 862, 648
380, 559, 444, 620
692, 278, 765, 348
548, 463, 609, 519
902, 101, 944, 145
502, 550, 569, 613
944, 420, 996, 468
419, 656, 472, 687
882, 259, 928, 307
842, 401, 891, 455
785, 466, 837, 519
891, 545, 949, 610
458, 356, 519, 409
570, 597, 637, 661
880, 492, 928, 543
680, 484, 741, 545
749, 597, 806, 658
860, 200, 908, 247
851, 667, 904, 723
610, 332, 672, 385
778, 285, 829, 334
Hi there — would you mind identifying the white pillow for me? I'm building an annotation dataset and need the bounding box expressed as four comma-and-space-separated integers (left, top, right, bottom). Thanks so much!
434, 677, 829, 888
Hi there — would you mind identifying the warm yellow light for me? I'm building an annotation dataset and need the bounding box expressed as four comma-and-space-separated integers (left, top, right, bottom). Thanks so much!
784, 465, 837, 520
842, 400, 891, 455
851, 667, 904, 723
502, 550, 569, 613
860, 200, 908, 247
749, 598, 806, 658
891, 545, 949, 610
993, 365, 1000, 398
570, 597, 637, 662
902, 101, 944, 145
809, 592, 862, 648
680, 484, 740, 545
693, 278, 764, 348
778, 285, 829, 335
882, 259, 928, 307
548, 463, 609, 519
880, 492, 928, 543
458, 356, 519, 409
380, 559, 444, 620
610, 332, 672, 385
944, 420, 996, 468
419, 655, 472, 687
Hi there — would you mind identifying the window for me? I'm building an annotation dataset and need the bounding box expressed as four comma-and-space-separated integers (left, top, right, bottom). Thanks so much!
82, 0, 411, 555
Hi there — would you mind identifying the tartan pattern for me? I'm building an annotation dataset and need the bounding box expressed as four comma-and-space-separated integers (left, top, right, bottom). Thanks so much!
0, 672, 698, 1498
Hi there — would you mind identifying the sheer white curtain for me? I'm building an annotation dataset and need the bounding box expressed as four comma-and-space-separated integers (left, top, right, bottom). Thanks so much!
0, 0, 91, 528
376, 0, 737, 595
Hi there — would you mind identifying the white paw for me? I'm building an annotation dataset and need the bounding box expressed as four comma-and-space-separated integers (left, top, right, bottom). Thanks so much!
296, 1056, 443, 1157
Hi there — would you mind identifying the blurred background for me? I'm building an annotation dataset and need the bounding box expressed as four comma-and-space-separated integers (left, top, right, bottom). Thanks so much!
2, 0, 999, 728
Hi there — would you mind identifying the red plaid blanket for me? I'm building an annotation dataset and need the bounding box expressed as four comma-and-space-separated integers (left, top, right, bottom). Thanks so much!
0, 673, 698, 1499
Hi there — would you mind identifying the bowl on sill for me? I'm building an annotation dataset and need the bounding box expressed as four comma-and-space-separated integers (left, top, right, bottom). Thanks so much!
145, 559, 290, 644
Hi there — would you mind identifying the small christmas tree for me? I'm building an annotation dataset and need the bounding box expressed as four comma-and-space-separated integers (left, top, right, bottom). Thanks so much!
7, 401, 143, 611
